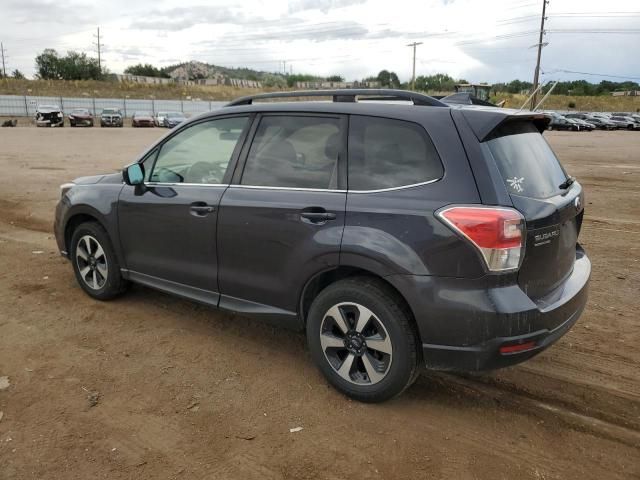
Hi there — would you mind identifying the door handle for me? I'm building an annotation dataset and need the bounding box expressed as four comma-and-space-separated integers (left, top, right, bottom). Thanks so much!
190, 203, 216, 216
300, 209, 337, 224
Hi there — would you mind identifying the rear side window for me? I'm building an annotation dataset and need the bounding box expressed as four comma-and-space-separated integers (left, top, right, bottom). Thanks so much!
241, 115, 341, 189
485, 121, 567, 199
348, 116, 443, 191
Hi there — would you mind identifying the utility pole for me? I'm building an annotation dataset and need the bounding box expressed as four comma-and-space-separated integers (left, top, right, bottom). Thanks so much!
93, 27, 104, 71
406, 42, 423, 90
530, 0, 548, 110
0, 42, 7, 77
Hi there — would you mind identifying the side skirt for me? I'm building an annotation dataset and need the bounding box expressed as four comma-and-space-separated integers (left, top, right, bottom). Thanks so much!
122, 269, 302, 331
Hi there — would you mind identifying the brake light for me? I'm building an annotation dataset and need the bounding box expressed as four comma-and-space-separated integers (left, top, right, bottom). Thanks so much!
437, 206, 525, 272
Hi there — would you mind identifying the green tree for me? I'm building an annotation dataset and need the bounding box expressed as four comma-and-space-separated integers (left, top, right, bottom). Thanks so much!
35, 49, 102, 80
326, 75, 344, 82
286, 73, 322, 87
377, 70, 400, 88
124, 63, 170, 78
12, 69, 25, 79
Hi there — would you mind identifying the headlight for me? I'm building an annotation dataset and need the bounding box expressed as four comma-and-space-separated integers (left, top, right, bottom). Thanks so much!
58, 112, 63, 117
60, 183, 75, 198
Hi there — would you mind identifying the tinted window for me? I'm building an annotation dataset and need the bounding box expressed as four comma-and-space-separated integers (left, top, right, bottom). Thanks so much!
485, 121, 568, 199
348, 116, 443, 191
241, 116, 341, 189
150, 116, 248, 184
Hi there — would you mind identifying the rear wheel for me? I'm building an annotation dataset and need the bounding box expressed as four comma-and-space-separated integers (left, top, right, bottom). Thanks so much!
70, 222, 128, 300
306, 277, 420, 403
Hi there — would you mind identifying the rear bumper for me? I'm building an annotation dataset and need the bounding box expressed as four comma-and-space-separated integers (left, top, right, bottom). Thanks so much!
387, 246, 591, 372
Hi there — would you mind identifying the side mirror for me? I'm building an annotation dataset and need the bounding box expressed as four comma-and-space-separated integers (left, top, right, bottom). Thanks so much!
123, 163, 144, 185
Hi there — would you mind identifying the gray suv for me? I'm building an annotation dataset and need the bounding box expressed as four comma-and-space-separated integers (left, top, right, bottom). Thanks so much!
54, 90, 590, 402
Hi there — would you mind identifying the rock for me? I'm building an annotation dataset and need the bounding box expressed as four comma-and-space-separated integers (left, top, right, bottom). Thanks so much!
87, 391, 100, 408
289, 427, 303, 433
0, 376, 10, 390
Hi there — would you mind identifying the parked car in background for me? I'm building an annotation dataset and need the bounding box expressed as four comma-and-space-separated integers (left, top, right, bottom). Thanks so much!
35, 105, 64, 127
54, 89, 590, 402
154, 112, 168, 127
68, 108, 94, 127
564, 116, 594, 131
583, 115, 616, 130
546, 113, 580, 131
163, 111, 187, 128
100, 108, 124, 128
609, 116, 640, 130
132, 111, 155, 128
565, 113, 616, 130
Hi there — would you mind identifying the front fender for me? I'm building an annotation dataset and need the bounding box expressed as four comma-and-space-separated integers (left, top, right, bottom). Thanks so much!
58, 183, 124, 261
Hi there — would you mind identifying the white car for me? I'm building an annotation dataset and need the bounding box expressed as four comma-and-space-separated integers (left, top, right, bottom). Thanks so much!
35, 105, 64, 127
154, 112, 168, 127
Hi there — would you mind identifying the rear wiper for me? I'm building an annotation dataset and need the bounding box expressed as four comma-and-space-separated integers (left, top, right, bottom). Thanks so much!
559, 176, 576, 190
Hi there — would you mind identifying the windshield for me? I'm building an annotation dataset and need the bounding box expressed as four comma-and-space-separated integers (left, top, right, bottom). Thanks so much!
72, 109, 89, 114
167, 112, 184, 118
102, 109, 119, 114
484, 121, 568, 199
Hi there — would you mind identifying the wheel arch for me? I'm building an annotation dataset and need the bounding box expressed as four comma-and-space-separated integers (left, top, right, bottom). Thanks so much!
64, 209, 110, 257
299, 266, 418, 333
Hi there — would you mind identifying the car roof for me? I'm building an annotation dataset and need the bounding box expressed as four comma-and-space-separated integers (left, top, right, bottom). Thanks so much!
187, 100, 547, 142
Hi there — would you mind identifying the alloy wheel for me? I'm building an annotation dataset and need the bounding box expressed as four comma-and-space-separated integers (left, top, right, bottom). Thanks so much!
75, 235, 108, 290
320, 302, 393, 385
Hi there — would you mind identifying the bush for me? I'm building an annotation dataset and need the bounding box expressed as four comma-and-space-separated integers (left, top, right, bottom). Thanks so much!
568, 101, 576, 109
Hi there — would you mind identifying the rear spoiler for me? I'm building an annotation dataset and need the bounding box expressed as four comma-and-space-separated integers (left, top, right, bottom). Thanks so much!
455, 107, 551, 142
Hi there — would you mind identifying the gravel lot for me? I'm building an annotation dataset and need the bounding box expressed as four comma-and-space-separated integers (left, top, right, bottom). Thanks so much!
0, 127, 638, 479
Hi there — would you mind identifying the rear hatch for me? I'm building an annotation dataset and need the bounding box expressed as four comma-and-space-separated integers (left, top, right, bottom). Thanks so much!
483, 121, 584, 300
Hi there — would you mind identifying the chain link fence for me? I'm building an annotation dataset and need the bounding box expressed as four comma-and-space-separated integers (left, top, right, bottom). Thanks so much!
0, 95, 227, 118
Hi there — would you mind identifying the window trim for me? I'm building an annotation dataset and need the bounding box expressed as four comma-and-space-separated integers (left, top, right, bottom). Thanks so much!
142, 113, 254, 187
232, 112, 348, 191
346, 114, 444, 193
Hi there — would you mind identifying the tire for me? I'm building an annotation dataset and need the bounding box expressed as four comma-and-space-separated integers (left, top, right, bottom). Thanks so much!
70, 221, 128, 300
306, 276, 421, 403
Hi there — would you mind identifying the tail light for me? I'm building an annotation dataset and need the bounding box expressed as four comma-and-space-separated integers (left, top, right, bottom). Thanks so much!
437, 206, 525, 272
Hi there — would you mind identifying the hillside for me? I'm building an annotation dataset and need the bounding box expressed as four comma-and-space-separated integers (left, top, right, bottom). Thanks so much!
163, 60, 284, 85
1, 78, 638, 112
0, 78, 277, 101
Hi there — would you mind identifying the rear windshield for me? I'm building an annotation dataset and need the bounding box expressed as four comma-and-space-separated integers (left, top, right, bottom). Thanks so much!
484, 121, 567, 199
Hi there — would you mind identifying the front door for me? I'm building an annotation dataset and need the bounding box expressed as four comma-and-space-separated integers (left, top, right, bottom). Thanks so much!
217, 114, 347, 318
118, 115, 251, 297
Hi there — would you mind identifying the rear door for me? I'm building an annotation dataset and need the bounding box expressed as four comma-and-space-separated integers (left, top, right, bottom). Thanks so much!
482, 121, 584, 299
217, 113, 347, 319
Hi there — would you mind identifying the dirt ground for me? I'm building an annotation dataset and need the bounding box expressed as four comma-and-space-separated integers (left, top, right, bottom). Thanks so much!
0, 126, 638, 479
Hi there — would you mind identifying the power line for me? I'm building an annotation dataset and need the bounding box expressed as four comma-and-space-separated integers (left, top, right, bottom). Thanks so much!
548, 69, 640, 81
530, 0, 548, 110
406, 42, 423, 90
0, 42, 7, 77
93, 27, 104, 70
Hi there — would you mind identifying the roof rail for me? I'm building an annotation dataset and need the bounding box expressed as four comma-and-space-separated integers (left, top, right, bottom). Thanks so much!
225, 89, 447, 107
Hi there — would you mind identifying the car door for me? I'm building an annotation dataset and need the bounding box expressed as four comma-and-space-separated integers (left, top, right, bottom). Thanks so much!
217, 113, 347, 323
118, 115, 251, 301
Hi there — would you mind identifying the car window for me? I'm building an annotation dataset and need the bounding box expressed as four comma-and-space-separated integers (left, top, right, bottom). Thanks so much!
149, 116, 249, 184
241, 115, 342, 189
348, 116, 443, 191
484, 121, 567, 199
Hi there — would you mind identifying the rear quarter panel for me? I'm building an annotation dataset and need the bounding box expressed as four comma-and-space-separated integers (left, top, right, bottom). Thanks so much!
341, 108, 485, 278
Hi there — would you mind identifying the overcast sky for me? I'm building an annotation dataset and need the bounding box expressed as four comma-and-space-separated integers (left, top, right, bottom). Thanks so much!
2, 0, 639, 84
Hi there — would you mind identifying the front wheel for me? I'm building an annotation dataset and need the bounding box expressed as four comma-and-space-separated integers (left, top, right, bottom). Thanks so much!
306, 277, 420, 403
70, 222, 128, 300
